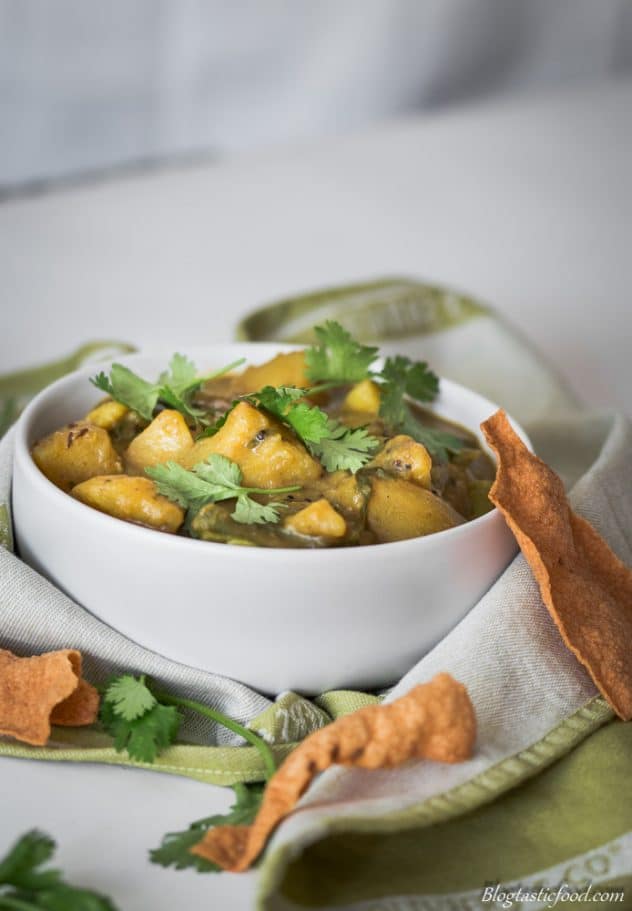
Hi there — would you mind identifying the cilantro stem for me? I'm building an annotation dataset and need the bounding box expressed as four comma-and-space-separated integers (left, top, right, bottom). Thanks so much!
155, 692, 277, 780
238, 484, 300, 496
184, 358, 247, 394
305, 381, 345, 396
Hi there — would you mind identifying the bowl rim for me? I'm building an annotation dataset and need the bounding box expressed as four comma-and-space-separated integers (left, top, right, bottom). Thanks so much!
13, 342, 532, 561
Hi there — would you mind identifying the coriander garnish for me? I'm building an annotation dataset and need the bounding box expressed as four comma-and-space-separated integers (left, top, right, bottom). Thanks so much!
91, 355, 245, 423
99, 674, 276, 778
0, 830, 118, 910
146, 454, 300, 525
245, 386, 380, 473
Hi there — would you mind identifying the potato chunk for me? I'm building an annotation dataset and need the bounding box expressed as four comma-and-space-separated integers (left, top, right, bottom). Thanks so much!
84, 400, 129, 430
342, 379, 381, 415
182, 401, 322, 488
233, 352, 309, 395
125, 410, 194, 474
367, 477, 464, 542
371, 435, 432, 489
316, 471, 366, 517
285, 499, 347, 539
71, 476, 184, 533
32, 422, 123, 492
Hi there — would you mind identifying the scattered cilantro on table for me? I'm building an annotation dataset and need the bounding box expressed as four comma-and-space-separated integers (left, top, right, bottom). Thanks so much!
91, 355, 244, 423
150, 784, 264, 873
146, 454, 300, 525
99, 675, 277, 780
0, 830, 117, 910
99, 677, 180, 764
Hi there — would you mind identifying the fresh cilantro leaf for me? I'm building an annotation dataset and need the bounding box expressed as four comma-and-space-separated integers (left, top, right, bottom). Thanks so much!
193, 453, 242, 490
0, 830, 58, 891
156, 354, 207, 421
247, 386, 379, 472
377, 355, 462, 460
308, 422, 380, 473
196, 409, 232, 439
285, 402, 331, 443
0, 830, 118, 910
146, 455, 300, 524
91, 364, 159, 421
103, 675, 156, 721
150, 784, 264, 873
232, 495, 285, 525
381, 355, 439, 403
305, 321, 378, 384
159, 353, 198, 396
146, 460, 224, 510
98, 674, 277, 780
250, 385, 304, 413
99, 698, 181, 764
90, 356, 245, 425
246, 386, 331, 444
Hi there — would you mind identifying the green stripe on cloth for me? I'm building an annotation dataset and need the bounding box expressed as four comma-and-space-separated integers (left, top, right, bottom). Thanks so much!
0, 503, 12, 550
268, 708, 628, 910
0, 691, 381, 785
0, 341, 136, 437
0, 727, 295, 786
236, 277, 488, 344
257, 696, 616, 908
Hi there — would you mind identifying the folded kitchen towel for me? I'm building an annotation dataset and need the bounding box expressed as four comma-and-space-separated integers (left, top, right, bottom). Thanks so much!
1, 279, 630, 909
239, 280, 632, 910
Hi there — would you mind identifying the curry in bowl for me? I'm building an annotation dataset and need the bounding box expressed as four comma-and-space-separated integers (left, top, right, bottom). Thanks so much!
31, 323, 495, 548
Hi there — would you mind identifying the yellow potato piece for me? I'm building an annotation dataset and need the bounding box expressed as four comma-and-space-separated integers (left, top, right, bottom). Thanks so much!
342, 379, 381, 415
285, 499, 347, 538
71, 475, 184, 533
125, 410, 194, 474
182, 401, 322, 488
32, 422, 123, 492
84, 400, 129, 430
371, 435, 432, 489
316, 471, 365, 516
367, 477, 464, 542
232, 352, 309, 395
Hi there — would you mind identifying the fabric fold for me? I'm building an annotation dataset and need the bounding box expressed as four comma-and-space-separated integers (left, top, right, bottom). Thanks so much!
255, 411, 632, 908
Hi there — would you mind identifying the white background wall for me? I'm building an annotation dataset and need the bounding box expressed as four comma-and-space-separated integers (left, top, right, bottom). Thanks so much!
2, 0, 632, 187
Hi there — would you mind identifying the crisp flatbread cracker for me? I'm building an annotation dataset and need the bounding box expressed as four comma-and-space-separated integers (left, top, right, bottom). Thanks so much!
0, 648, 99, 745
192, 673, 475, 871
482, 409, 632, 720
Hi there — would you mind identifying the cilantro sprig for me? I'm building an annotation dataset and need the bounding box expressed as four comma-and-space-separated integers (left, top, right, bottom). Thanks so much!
246, 386, 380, 473
377, 355, 464, 460
91, 355, 245, 423
99, 675, 277, 779
0, 829, 117, 910
150, 783, 264, 873
146, 454, 300, 525
99, 676, 181, 764
303, 321, 461, 459
305, 321, 378, 384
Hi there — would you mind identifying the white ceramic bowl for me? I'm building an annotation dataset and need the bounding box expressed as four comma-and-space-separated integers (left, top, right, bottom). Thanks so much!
13, 344, 529, 694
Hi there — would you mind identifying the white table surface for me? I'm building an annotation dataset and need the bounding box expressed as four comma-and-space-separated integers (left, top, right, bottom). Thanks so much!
1, 80, 631, 910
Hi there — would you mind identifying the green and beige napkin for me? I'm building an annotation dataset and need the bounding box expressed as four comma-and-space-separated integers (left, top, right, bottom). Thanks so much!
1, 279, 630, 909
